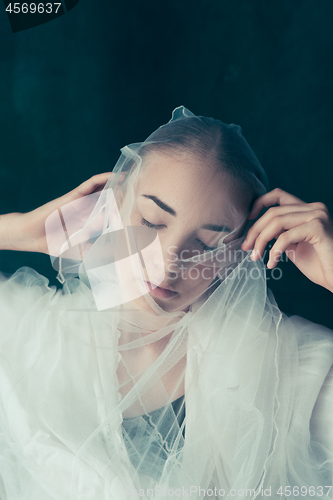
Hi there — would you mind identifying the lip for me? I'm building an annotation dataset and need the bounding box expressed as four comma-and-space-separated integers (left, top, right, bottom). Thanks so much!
143, 280, 178, 299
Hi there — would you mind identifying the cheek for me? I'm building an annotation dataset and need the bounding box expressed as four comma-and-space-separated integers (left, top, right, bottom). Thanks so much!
180, 265, 217, 290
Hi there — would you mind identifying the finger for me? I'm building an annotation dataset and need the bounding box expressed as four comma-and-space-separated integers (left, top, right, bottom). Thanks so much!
266, 220, 322, 268
56, 172, 120, 213
251, 209, 330, 262
76, 172, 115, 197
243, 205, 327, 252
248, 188, 304, 220
39, 172, 121, 232
248, 211, 322, 262
53, 173, 113, 210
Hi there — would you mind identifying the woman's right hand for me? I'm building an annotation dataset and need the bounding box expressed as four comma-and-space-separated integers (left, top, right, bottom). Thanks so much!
4, 173, 116, 254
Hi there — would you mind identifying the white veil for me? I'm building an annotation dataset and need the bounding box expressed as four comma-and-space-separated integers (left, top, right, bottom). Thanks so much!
0, 106, 333, 499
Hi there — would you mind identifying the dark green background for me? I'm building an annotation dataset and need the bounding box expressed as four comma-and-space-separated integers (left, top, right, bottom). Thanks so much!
0, 1, 332, 328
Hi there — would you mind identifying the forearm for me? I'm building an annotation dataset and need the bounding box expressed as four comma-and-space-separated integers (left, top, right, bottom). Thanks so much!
0, 212, 24, 251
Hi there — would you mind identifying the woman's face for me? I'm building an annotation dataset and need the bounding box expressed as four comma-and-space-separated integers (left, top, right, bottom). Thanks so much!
119, 150, 252, 313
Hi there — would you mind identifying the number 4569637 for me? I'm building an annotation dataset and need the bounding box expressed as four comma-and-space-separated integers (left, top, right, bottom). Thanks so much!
5, 3, 62, 14
277, 485, 332, 496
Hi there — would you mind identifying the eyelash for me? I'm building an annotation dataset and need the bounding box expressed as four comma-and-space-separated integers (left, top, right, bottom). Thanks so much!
140, 217, 216, 252
140, 217, 165, 230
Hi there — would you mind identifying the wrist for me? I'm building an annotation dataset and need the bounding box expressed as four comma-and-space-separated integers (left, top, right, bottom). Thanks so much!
0, 212, 26, 251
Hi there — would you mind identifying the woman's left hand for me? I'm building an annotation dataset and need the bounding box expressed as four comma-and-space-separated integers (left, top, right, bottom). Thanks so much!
241, 188, 333, 293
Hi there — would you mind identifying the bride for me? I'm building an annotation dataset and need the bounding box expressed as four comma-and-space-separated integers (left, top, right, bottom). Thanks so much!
0, 106, 333, 499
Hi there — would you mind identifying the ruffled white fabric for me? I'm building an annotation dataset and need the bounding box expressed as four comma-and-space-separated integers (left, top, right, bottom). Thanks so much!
0, 265, 332, 500
1, 105, 333, 499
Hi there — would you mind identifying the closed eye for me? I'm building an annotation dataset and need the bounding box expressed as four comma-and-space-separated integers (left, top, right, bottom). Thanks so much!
140, 217, 166, 230
140, 218, 217, 252
196, 240, 217, 252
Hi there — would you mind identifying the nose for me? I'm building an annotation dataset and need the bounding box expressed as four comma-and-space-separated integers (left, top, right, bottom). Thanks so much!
143, 233, 182, 287
160, 232, 193, 281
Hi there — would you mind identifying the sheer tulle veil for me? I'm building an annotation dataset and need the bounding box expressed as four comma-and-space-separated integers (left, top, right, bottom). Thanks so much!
0, 106, 332, 499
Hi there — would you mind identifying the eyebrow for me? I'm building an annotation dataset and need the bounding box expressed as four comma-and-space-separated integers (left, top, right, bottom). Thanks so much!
142, 195, 176, 216
201, 223, 232, 233
141, 194, 232, 233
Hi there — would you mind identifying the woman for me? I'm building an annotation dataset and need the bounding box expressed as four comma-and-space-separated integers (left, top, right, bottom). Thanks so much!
0, 106, 333, 500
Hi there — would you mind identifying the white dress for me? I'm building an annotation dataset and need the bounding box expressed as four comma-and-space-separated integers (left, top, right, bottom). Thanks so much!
0, 265, 333, 500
